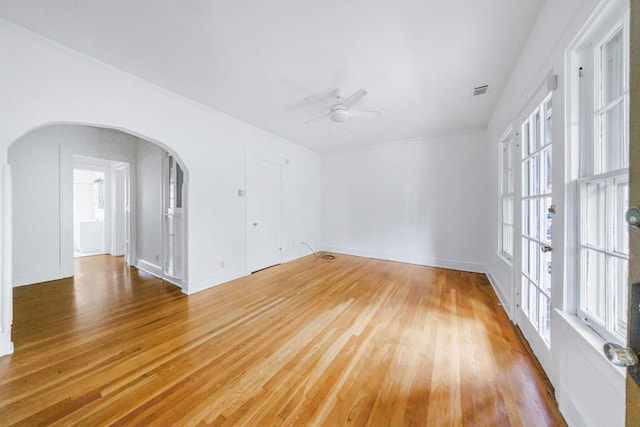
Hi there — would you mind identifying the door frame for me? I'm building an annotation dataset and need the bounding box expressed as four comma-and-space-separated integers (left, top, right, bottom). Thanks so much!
513, 82, 556, 376
625, 0, 639, 424
244, 151, 285, 274
111, 162, 130, 262
71, 163, 110, 257
160, 152, 187, 285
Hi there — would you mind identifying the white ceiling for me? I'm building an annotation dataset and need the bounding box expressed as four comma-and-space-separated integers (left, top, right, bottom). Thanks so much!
0, 0, 544, 153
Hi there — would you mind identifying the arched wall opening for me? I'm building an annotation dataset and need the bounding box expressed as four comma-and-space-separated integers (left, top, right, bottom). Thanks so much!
7, 122, 189, 289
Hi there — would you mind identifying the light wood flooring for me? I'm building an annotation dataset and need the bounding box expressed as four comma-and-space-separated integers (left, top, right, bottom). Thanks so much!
0, 254, 566, 426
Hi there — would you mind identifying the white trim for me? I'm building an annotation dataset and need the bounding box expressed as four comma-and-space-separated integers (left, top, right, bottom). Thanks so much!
185, 268, 248, 295
498, 126, 516, 262
556, 387, 587, 427
1, 164, 13, 356
325, 127, 486, 156
322, 245, 486, 274
135, 258, 162, 278
0, 332, 13, 356
135, 258, 185, 291
13, 270, 67, 288
485, 270, 512, 316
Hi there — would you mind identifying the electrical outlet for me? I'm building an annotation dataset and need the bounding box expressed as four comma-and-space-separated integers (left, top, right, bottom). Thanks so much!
155, 254, 159, 262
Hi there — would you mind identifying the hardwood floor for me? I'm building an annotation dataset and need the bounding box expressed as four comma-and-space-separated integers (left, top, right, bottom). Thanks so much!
0, 254, 566, 426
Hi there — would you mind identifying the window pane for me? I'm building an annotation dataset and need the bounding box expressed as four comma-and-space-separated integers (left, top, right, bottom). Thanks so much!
531, 155, 540, 195
601, 29, 623, 106
507, 196, 514, 225
522, 199, 530, 237
529, 285, 539, 328
582, 248, 606, 322
503, 224, 513, 257
543, 147, 552, 194
601, 102, 626, 172
521, 276, 529, 314
522, 238, 530, 276
506, 145, 514, 194
614, 178, 629, 254
539, 293, 551, 343
583, 181, 605, 248
530, 198, 540, 240
522, 160, 530, 196
503, 197, 513, 225
530, 240, 540, 284
613, 256, 628, 338
541, 250, 552, 294
544, 99, 553, 146
541, 197, 553, 244
531, 111, 540, 153
522, 121, 530, 157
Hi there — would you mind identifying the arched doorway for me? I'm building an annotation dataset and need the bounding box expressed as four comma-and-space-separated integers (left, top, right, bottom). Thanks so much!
8, 123, 188, 288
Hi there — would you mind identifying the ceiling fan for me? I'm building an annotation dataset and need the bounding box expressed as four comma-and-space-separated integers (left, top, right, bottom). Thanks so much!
304, 89, 381, 127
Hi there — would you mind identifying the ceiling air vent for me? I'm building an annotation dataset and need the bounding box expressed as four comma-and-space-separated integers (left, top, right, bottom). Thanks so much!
472, 85, 489, 96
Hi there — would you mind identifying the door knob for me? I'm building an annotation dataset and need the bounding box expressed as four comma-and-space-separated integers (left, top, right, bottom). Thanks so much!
603, 342, 638, 367
627, 207, 640, 227
540, 244, 553, 253
252, 222, 258, 226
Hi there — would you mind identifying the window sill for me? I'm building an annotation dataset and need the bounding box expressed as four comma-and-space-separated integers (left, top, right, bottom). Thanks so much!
496, 252, 513, 267
555, 309, 626, 382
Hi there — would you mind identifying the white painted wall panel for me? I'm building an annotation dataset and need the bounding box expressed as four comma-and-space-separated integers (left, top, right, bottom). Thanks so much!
135, 140, 162, 274
322, 131, 488, 272
8, 129, 62, 286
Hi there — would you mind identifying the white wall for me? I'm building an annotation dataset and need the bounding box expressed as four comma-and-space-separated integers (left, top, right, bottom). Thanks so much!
135, 140, 163, 276
485, 0, 626, 425
8, 128, 61, 286
323, 131, 488, 273
0, 20, 323, 352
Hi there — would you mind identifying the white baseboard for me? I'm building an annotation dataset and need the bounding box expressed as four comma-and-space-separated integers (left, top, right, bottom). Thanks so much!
185, 268, 247, 295
13, 269, 65, 287
0, 332, 14, 357
556, 387, 587, 427
135, 258, 162, 277
134, 258, 185, 290
322, 245, 486, 273
484, 269, 512, 316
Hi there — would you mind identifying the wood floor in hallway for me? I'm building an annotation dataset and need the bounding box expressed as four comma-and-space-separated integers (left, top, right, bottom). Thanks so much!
0, 254, 566, 426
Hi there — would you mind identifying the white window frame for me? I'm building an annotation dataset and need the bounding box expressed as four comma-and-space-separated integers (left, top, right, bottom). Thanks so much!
571, 10, 630, 344
498, 127, 515, 262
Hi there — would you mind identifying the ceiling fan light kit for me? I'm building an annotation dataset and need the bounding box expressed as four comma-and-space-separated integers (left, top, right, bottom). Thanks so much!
304, 88, 381, 130
330, 108, 349, 123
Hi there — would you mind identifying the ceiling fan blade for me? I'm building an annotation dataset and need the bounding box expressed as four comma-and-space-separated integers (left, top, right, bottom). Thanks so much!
304, 112, 330, 124
349, 109, 381, 118
304, 97, 332, 109
342, 89, 368, 108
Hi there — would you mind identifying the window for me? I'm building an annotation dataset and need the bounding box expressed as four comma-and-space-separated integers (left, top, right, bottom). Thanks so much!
499, 130, 515, 260
167, 155, 184, 210
521, 94, 553, 344
576, 16, 629, 343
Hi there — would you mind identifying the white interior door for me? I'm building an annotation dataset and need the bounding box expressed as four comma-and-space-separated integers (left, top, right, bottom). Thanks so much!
246, 157, 282, 273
